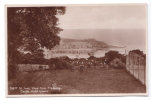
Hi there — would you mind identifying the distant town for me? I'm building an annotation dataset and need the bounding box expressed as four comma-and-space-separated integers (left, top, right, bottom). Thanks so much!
44, 38, 126, 59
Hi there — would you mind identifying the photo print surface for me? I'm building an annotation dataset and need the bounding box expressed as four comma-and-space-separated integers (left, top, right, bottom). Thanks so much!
7, 4, 147, 96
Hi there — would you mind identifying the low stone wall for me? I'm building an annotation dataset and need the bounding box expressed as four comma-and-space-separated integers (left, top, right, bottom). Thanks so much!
17, 64, 49, 72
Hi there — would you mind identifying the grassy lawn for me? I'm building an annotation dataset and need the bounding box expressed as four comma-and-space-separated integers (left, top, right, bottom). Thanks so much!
8, 68, 146, 95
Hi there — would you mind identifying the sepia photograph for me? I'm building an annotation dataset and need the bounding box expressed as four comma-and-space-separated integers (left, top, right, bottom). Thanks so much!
7, 4, 147, 96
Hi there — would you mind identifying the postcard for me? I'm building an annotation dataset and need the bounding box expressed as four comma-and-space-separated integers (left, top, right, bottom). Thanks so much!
6, 4, 147, 97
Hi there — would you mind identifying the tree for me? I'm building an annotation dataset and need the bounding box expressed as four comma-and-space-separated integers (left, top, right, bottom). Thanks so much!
130, 49, 145, 58
105, 50, 125, 64
7, 7, 66, 79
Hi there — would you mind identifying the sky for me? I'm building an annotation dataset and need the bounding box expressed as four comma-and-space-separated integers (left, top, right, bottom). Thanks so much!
58, 4, 147, 29
57, 4, 147, 52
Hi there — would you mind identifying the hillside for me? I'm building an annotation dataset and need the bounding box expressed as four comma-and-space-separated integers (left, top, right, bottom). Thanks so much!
44, 38, 126, 59
52, 38, 111, 50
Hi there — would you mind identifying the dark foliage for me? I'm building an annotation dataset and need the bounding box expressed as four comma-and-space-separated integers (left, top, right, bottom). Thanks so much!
105, 50, 126, 64
48, 58, 72, 69
7, 7, 66, 80
130, 49, 146, 58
